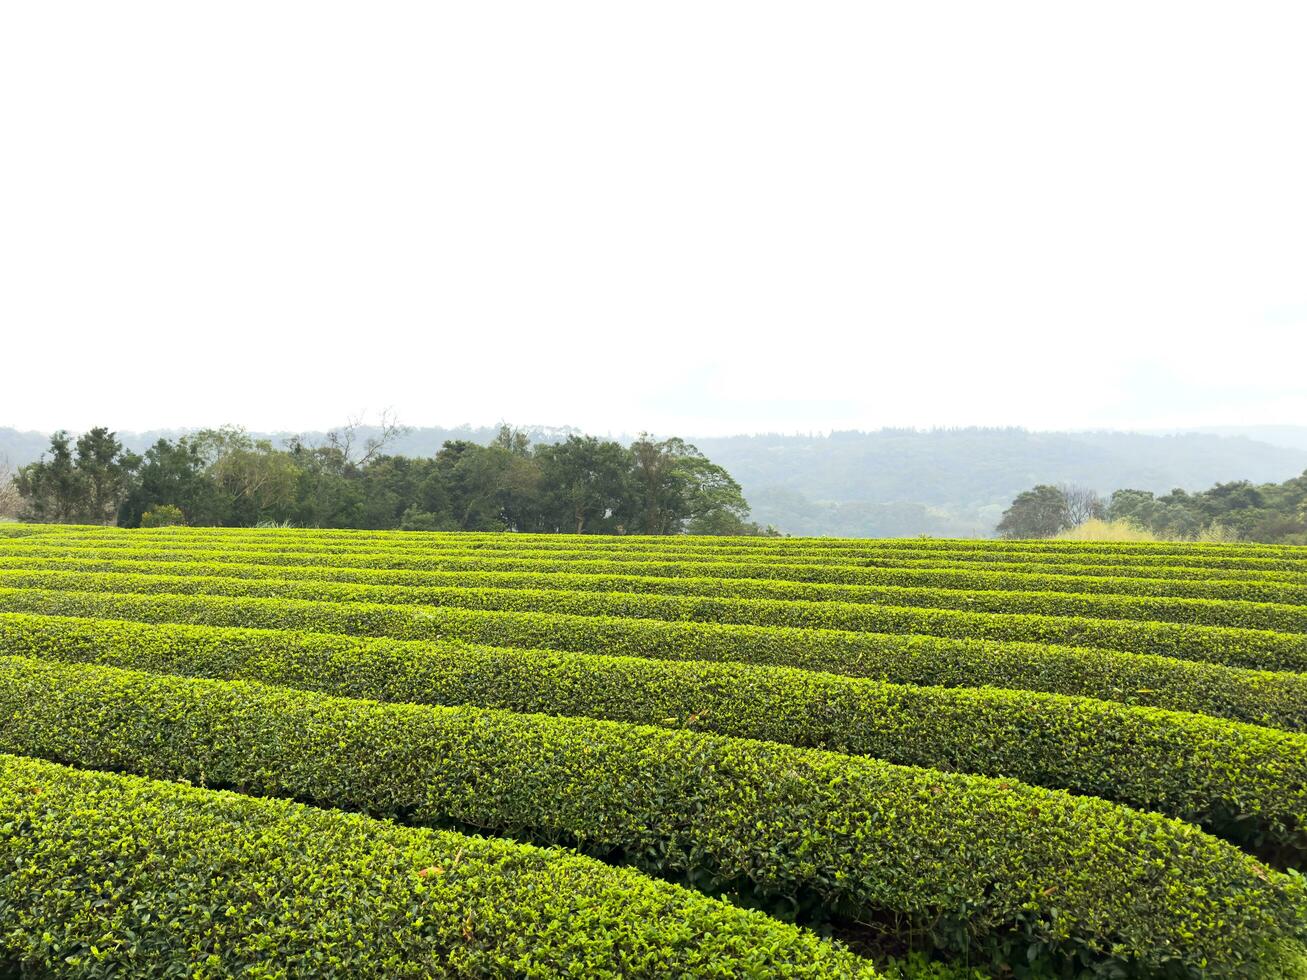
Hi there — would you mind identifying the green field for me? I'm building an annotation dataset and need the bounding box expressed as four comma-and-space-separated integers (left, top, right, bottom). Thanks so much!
2, 525, 1306, 977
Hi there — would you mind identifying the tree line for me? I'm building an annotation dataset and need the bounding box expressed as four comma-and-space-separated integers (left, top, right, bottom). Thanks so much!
997, 473, 1307, 543
6, 423, 777, 535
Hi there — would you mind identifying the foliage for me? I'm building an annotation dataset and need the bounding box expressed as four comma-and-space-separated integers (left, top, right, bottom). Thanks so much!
4, 551, 1307, 633
138, 504, 186, 528
996, 485, 1073, 538
4, 536, 1307, 604
1108, 474, 1307, 544
4, 580, 1307, 732
2, 612, 1305, 862
0, 753, 873, 978
13, 428, 137, 524
4, 524, 1307, 974
9, 424, 765, 534
1, 655, 1302, 974
1002, 472, 1307, 544
4, 564, 1306, 671
1054, 518, 1160, 542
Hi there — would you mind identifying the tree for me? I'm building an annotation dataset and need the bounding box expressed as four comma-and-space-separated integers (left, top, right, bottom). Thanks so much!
536, 436, 632, 533
492, 424, 532, 458
1059, 484, 1106, 528
677, 448, 756, 535
117, 437, 222, 527
324, 410, 409, 467
0, 457, 20, 520
14, 429, 136, 524
197, 427, 302, 525
15, 431, 84, 522
75, 428, 138, 523
628, 435, 759, 535
436, 440, 542, 531
995, 484, 1071, 538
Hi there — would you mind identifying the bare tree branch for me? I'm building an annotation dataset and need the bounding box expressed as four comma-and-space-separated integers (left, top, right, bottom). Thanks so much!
1059, 483, 1107, 527
0, 456, 20, 520
326, 409, 409, 467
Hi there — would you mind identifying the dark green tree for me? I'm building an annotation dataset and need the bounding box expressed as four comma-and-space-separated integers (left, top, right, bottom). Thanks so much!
995, 484, 1071, 538
14, 432, 83, 522
16, 429, 136, 524
117, 437, 223, 528
75, 428, 137, 524
628, 435, 762, 535
536, 436, 633, 533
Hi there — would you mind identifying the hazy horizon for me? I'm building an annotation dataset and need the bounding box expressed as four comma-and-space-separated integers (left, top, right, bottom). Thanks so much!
5, 419, 1307, 445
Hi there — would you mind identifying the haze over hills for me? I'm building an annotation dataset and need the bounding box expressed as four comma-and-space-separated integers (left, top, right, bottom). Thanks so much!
3, 425, 1305, 538
1169, 426, 1307, 453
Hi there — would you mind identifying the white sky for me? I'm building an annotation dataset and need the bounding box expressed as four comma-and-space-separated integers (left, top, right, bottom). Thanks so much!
1, 2, 1304, 437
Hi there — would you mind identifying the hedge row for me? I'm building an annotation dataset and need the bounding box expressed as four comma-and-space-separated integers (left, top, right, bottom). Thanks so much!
2, 556, 1296, 632
9, 541, 1307, 605
53, 525, 1307, 556
4, 591, 1305, 731
8, 528, 1307, 572
5, 546, 1307, 607
1, 655, 1302, 974
7, 539, 1307, 593
24, 523, 1307, 560
859, 554, 1307, 587
4, 568, 1304, 671
4, 611, 1303, 862
0, 753, 875, 978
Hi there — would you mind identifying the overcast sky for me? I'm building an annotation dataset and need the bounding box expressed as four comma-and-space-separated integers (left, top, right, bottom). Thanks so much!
2, 2, 1304, 437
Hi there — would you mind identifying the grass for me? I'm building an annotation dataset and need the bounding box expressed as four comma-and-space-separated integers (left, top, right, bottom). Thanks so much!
1055, 518, 1241, 544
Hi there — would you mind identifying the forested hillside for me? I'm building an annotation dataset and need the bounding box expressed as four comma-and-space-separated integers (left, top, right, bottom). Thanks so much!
5, 425, 1305, 536
685, 429, 1307, 536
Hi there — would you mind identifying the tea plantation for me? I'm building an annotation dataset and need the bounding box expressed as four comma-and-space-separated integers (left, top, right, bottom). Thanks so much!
1, 524, 1306, 977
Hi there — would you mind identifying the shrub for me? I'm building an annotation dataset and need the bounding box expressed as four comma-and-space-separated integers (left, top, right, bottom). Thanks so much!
3, 591, 1305, 732
3, 551, 1306, 629
2, 612, 1303, 861
1, 567, 1304, 670
0, 753, 874, 978
0, 655, 1303, 975
138, 503, 186, 528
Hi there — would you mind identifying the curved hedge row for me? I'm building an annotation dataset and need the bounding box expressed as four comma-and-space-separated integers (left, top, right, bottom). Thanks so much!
10, 539, 1307, 600
8, 538, 1307, 594
1, 554, 1304, 630
4, 547, 1307, 606
1, 655, 1302, 974
0, 753, 874, 978
23, 524, 1307, 561
75, 527, 1307, 557
858, 554, 1307, 587
3, 612, 1302, 861
3, 568, 1304, 671
8, 528, 1307, 572
4, 591, 1305, 731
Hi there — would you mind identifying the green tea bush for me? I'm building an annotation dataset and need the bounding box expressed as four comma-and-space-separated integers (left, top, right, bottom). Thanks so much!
5, 544, 1307, 605
1, 553, 1303, 629
1, 568, 1303, 670
138, 503, 186, 528
10, 526, 1307, 571
0, 656, 1302, 975
2, 612, 1303, 860
0, 753, 873, 978
3, 591, 1305, 730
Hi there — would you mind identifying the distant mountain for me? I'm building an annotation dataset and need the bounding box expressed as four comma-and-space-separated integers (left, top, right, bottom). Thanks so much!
1171, 426, 1307, 453
4, 424, 1304, 537
690, 429, 1307, 537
